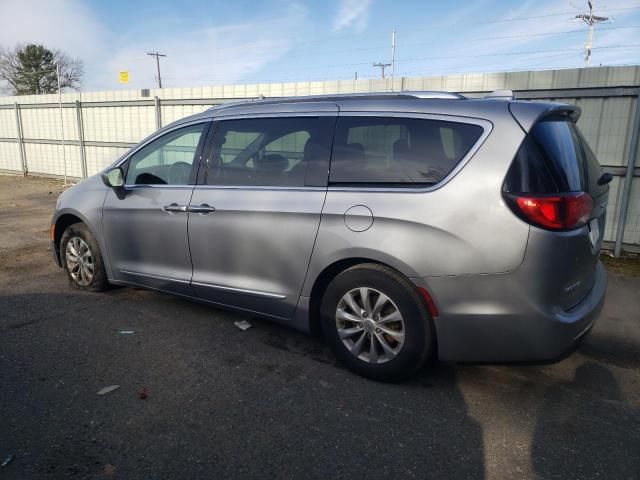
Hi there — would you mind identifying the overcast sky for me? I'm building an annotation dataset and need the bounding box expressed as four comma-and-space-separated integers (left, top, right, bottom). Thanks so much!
1, 0, 639, 92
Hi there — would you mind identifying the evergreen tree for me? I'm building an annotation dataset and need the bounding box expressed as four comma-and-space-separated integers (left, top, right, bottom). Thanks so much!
0, 44, 83, 95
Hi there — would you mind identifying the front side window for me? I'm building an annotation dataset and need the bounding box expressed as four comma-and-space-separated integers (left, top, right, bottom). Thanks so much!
330, 117, 483, 186
206, 117, 334, 187
126, 123, 207, 185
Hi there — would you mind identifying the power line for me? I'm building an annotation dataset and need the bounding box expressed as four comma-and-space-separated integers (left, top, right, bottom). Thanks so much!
146, 51, 167, 88
168, 21, 640, 68
310, 44, 640, 72
394, 44, 640, 64
140, 3, 640, 70
168, 44, 639, 86
469, 24, 640, 41
390, 25, 640, 53
164, 57, 640, 87
396, 61, 640, 81
467, 4, 636, 25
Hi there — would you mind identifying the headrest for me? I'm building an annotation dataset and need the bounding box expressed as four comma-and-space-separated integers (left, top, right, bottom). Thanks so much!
256, 154, 288, 172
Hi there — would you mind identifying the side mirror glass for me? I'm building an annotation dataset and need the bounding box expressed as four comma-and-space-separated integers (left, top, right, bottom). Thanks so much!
102, 167, 124, 189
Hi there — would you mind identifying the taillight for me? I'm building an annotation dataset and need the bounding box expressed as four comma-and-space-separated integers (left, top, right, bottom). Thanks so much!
564, 193, 594, 228
508, 192, 593, 230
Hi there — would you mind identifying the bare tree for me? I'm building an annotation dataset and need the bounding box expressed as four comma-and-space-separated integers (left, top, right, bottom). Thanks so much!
0, 44, 83, 95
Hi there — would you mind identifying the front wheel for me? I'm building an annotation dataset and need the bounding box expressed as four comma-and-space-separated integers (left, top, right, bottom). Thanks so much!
321, 264, 434, 382
60, 222, 109, 292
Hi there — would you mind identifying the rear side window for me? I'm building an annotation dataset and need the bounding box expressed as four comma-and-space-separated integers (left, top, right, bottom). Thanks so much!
504, 119, 606, 196
206, 117, 334, 187
329, 117, 484, 186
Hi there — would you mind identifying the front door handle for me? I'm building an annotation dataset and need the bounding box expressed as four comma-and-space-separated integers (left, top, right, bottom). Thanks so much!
162, 203, 188, 213
188, 204, 216, 214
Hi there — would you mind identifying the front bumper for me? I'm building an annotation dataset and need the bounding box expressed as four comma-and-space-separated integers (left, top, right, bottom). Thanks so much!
413, 261, 607, 363
51, 240, 62, 267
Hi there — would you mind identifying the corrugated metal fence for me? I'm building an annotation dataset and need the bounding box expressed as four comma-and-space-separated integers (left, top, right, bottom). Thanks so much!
0, 66, 639, 253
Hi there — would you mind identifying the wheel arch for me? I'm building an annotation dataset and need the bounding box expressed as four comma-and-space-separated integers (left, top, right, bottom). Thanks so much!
307, 257, 407, 336
52, 209, 103, 268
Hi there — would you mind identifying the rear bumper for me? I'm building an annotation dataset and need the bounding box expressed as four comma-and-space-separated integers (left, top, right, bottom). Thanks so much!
413, 261, 607, 362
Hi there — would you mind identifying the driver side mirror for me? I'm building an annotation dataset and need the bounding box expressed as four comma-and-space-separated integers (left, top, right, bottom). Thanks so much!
101, 167, 125, 189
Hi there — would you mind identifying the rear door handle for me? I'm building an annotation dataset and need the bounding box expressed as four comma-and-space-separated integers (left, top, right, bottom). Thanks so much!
188, 204, 216, 214
162, 203, 188, 213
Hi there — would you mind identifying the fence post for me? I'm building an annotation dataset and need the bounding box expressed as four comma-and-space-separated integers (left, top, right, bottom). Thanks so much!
154, 96, 162, 130
614, 92, 640, 257
75, 100, 88, 178
13, 102, 27, 176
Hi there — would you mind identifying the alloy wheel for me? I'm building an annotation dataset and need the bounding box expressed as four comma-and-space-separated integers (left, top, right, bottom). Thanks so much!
65, 237, 95, 286
335, 287, 406, 364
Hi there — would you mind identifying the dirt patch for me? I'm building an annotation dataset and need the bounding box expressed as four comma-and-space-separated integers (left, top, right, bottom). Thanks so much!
601, 254, 640, 277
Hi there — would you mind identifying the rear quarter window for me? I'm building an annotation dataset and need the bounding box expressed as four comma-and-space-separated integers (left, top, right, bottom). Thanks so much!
504, 118, 606, 197
575, 126, 608, 198
329, 117, 484, 186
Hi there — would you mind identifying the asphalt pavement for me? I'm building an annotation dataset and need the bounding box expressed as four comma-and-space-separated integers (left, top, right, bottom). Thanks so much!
1, 174, 639, 479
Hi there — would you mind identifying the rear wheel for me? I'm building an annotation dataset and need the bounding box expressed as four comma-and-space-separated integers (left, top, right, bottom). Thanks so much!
60, 223, 109, 292
321, 263, 434, 381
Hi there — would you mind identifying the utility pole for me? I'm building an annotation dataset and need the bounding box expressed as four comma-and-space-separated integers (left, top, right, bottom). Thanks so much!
56, 63, 67, 187
373, 62, 391, 79
390, 29, 397, 91
147, 51, 167, 88
575, 1, 609, 66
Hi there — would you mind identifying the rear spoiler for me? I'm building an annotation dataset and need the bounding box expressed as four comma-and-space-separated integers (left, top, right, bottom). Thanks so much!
508, 102, 581, 132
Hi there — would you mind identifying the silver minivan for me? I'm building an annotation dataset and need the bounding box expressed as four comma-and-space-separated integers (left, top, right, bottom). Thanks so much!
51, 91, 609, 380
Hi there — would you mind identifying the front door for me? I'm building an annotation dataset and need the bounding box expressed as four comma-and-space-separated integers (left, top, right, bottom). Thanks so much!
188, 114, 336, 318
102, 121, 210, 294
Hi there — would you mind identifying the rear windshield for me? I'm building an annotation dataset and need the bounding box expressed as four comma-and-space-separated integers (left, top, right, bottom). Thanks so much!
504, 118, 606, 196
329, 117, 484, 186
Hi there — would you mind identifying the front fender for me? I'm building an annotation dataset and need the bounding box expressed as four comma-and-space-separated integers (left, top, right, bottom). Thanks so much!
52, 175, 112, 277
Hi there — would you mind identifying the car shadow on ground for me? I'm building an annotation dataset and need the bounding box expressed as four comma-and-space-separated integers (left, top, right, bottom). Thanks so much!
531, 362, 640, 479
2, 288, 639, 479
0, 290, 488, 478
579, 331, 640, 369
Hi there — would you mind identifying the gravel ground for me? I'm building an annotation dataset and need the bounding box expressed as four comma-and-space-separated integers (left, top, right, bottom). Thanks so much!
1, 174, 639, 480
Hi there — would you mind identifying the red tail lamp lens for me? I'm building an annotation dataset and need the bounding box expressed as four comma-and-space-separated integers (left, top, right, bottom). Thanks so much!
515, 193, 593, 230
516, 196, 563, 229
564, 192, 594, 228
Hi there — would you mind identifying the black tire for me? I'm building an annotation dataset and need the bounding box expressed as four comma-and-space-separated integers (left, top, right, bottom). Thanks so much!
321, 263, 434, 382
60, 222, 109, 292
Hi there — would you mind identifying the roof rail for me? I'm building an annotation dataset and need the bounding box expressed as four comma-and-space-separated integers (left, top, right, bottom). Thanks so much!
207, 90, 466, 111
401, 90, 466, 99
484, 89, 514, 101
